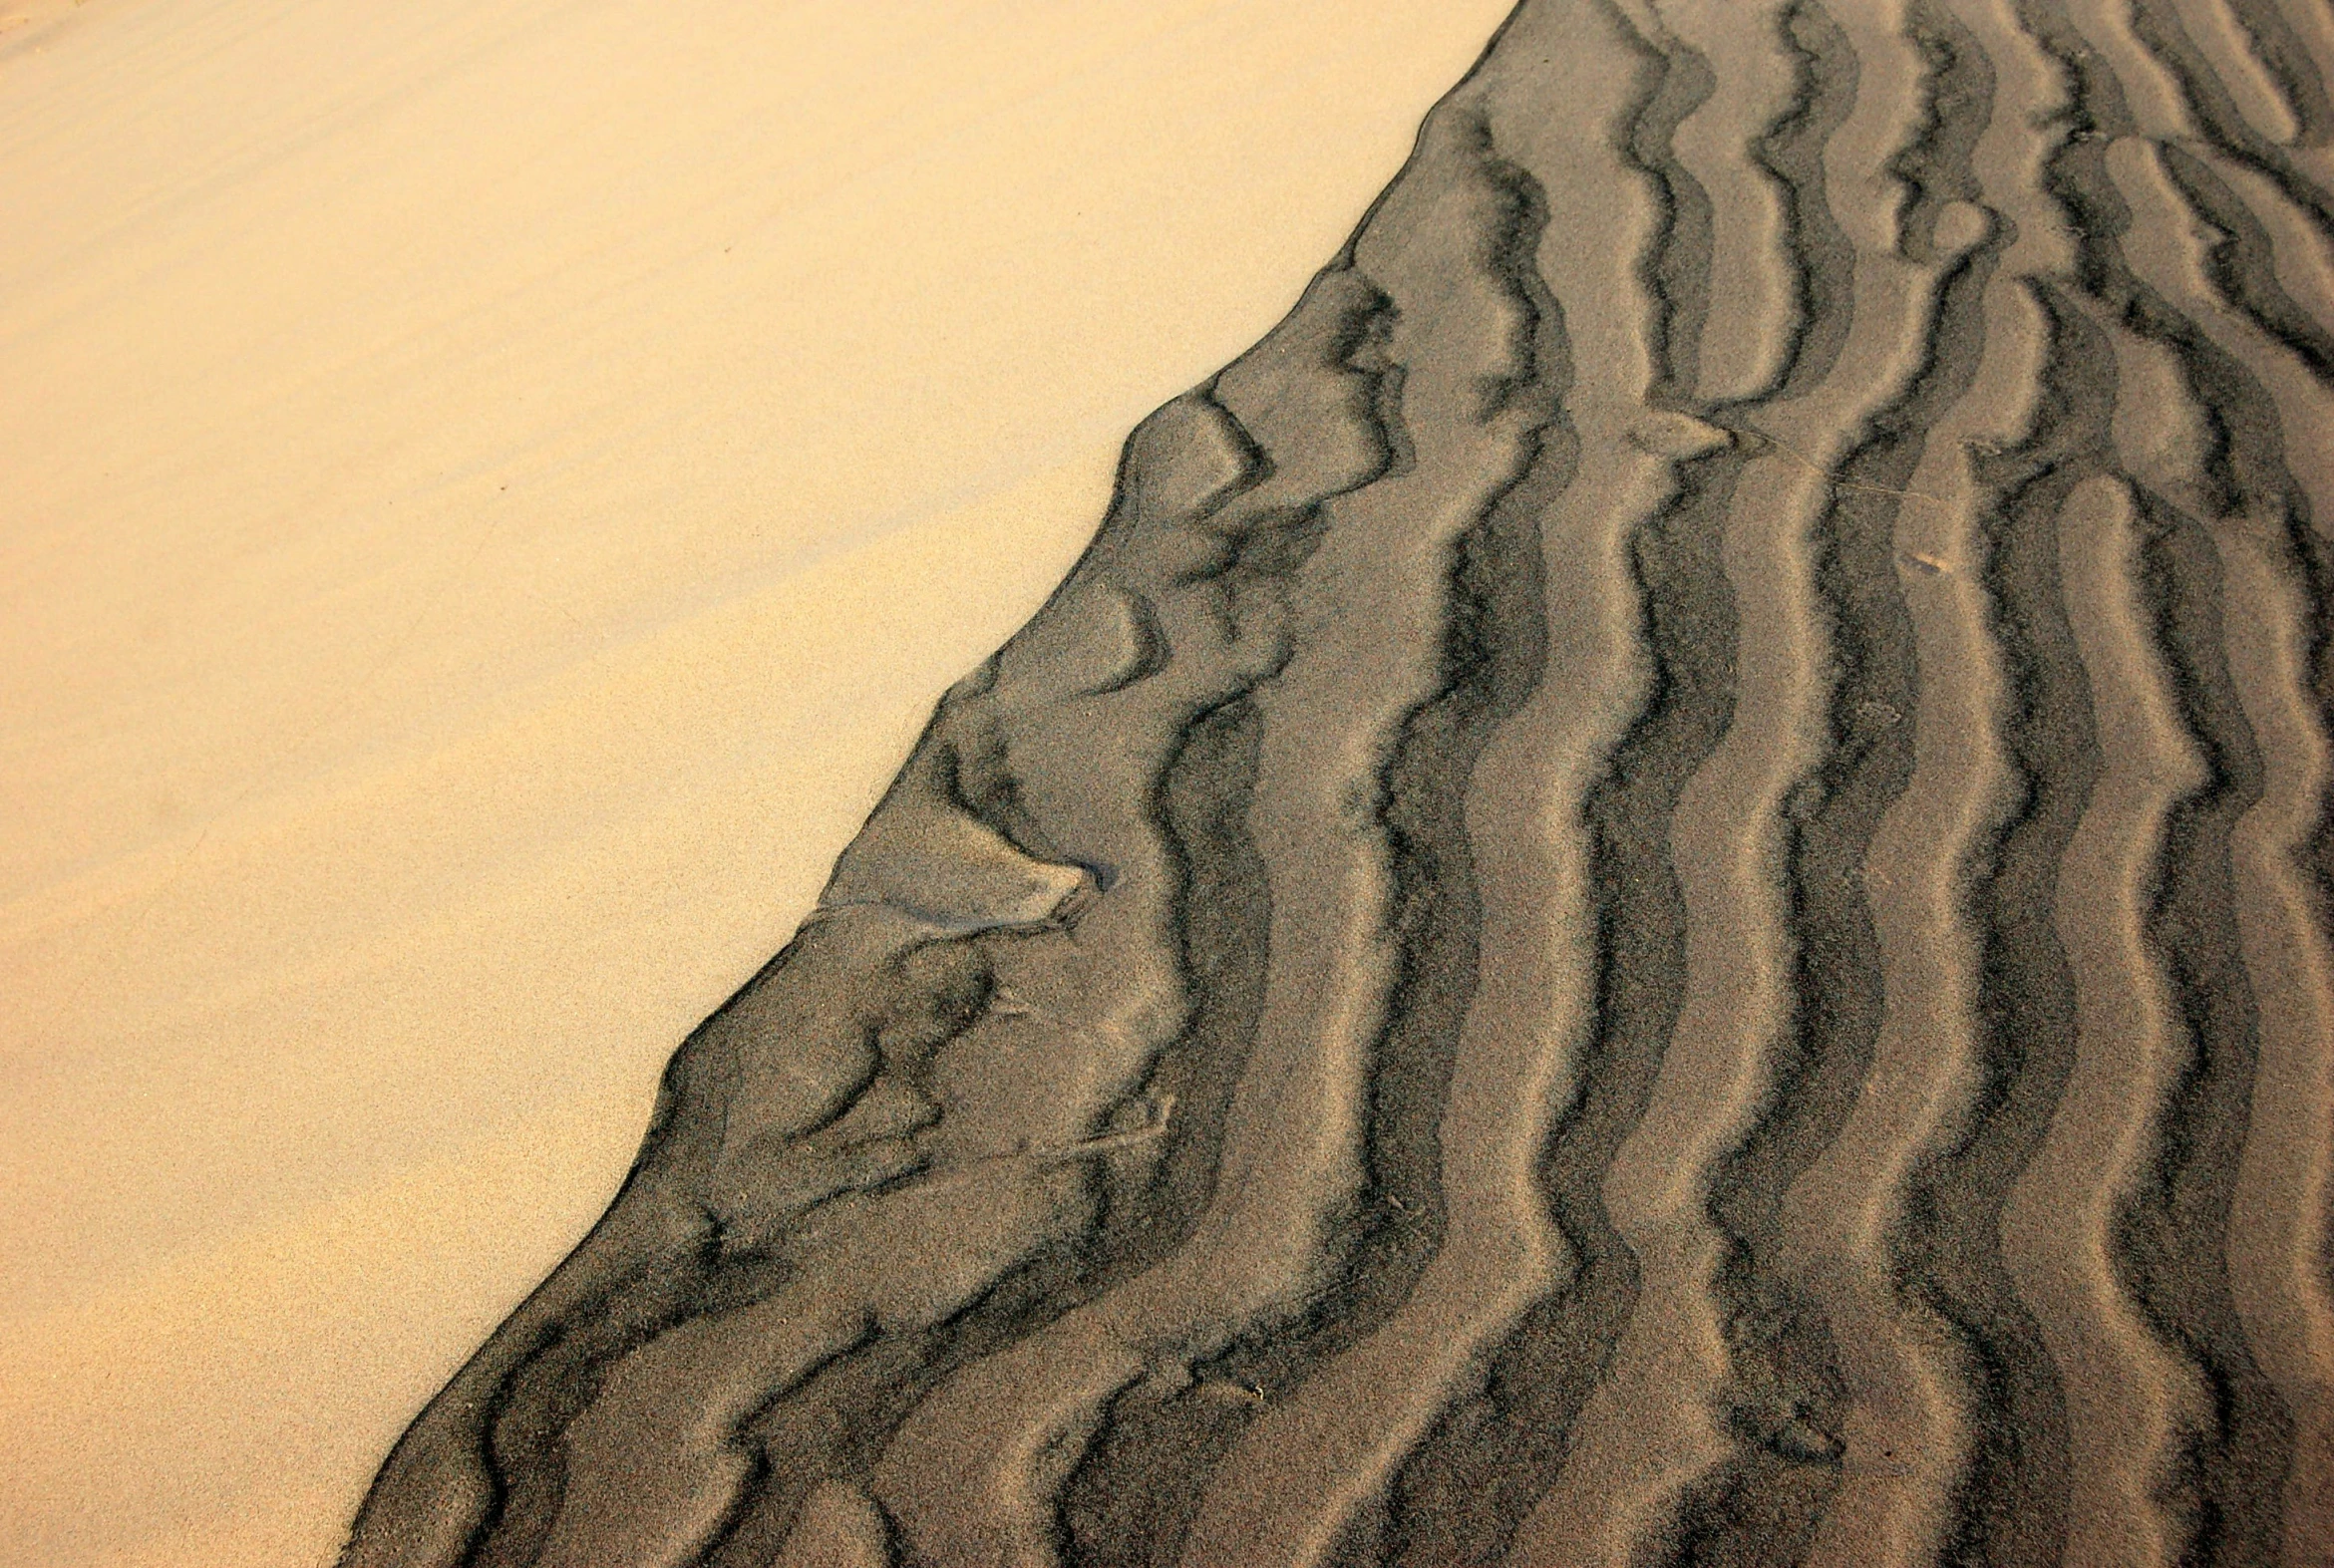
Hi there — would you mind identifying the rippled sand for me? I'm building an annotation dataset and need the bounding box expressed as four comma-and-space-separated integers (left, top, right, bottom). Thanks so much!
11, 1, 2334, 1565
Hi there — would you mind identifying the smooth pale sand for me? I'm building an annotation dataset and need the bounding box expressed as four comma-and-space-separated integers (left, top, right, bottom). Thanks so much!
0, 3, 1514, 1564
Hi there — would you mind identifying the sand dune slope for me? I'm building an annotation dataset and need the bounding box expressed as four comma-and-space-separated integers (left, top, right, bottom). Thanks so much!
336, 1, 2334, 1564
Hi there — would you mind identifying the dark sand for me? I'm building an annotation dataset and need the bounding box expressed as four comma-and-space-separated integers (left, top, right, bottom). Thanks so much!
343, 1, 2334, 1563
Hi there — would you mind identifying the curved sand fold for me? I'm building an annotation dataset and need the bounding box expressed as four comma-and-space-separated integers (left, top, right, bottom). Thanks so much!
238, 0, 2331, 1561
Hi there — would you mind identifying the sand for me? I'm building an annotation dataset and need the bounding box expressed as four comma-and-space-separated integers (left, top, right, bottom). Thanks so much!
0, 3, 1510, 1564
8, 1, 2333, 1566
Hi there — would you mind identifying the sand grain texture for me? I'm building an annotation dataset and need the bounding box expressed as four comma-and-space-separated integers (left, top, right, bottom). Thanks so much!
9, 0, 2331, 1564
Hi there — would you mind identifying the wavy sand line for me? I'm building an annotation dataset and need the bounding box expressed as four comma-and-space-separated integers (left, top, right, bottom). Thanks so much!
1169, 9, 1691, 1557
1770, 5, 2075, 1560
2217, 532, 2334, 1562
1510, 5, 1968, 1560
1651, 0, 1802, 405
2001, 470, 2213, 1568
870, 101, 1560, 1568
2119, 125, 2334, 1568
2109, 111, 2334, 1566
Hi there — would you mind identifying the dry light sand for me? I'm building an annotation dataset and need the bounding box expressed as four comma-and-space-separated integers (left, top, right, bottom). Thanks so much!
0, 2, 1512, 1563
10, 2, 2334, 1567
